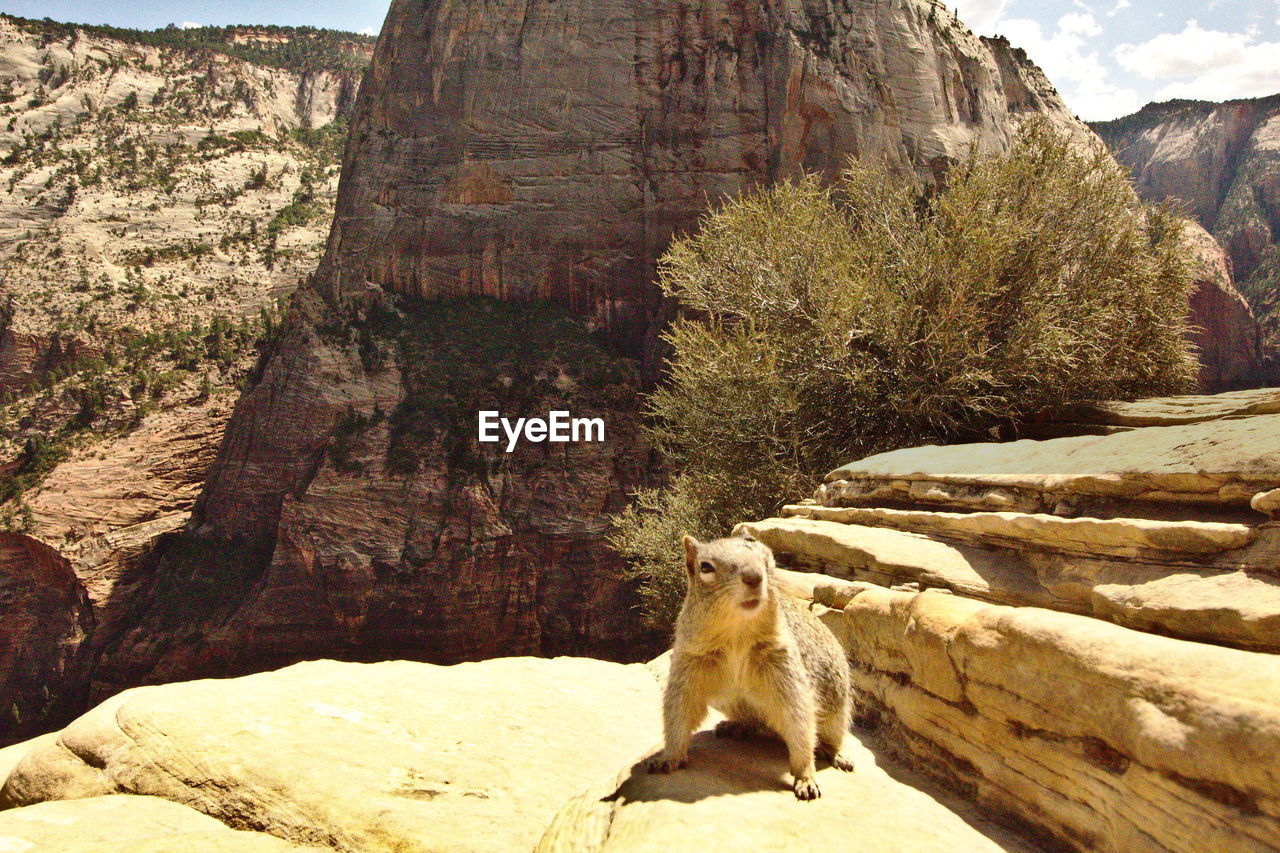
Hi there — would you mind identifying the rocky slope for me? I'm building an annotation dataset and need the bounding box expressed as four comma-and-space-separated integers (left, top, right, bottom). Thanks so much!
79, 0, 1268, 707
0, 15, 368, 393
1093, 96, 1280, 361
0, 15, 373, 741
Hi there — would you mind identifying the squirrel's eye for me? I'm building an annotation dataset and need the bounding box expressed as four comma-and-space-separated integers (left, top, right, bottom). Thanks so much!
699, 561, 715, 574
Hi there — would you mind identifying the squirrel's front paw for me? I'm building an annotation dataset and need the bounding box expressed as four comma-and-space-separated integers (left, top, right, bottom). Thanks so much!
646, 753, 688, 774
792, 773, 821, 801
830, 751, 855, 772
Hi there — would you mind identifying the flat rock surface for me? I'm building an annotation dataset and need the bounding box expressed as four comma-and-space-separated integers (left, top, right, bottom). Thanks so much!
824, 411, 1280, 505
539, 726, 1041, 853
0, 657, 664, 853
1062, 387, 1280, 427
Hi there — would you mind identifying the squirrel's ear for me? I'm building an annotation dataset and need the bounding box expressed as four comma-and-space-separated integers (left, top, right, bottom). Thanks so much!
681, 535, 700, 575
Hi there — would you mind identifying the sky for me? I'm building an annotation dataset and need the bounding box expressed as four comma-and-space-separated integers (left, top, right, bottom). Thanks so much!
0, 1, 1275, 121
954, 0, 1280, 120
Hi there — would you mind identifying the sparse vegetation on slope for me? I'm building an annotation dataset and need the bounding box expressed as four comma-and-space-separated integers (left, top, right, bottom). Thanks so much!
613, 122, 1199, 626
0, 308, 277, 531
0, 13, 364, 516
2, 15, 375, 73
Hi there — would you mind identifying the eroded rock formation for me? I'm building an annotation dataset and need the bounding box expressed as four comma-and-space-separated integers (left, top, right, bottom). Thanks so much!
1094, 96, 1280, 369
329, 1, 1090, 341
14, 0, 1267, 721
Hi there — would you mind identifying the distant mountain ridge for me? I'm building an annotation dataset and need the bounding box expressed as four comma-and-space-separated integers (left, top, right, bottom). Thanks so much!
1093, 94, 1280, 350
1, 15, 374, 72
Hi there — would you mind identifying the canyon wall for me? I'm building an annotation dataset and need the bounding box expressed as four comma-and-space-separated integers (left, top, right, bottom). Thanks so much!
1094, 96, 1280, 380
317, 4, 1092, 343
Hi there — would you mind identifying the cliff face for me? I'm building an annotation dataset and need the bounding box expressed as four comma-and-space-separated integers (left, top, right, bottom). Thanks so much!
1094, 96, 1280, 368
0, 533, 92, 745
91, 0, 1104, 693
319, 1, 1087, 343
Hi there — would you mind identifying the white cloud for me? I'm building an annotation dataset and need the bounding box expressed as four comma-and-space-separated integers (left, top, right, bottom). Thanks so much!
952, 0, 1013, 35
180, 21, 203, 30
999, 14, 1144, 121
358, 26, 379, 36
1058, 11, 1103, 38
1117, 20, 1253, 77
1107, 0, 1132, 17
1115, 20, 1280, 102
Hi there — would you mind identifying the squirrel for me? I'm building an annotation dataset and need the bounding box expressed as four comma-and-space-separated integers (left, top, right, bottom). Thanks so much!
646, 533, 855, 800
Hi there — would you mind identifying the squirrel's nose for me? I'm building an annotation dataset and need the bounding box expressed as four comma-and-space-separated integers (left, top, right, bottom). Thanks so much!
741, 571, 762, 589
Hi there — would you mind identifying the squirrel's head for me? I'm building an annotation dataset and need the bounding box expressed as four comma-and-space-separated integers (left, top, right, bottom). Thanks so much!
681, 533, 774, 615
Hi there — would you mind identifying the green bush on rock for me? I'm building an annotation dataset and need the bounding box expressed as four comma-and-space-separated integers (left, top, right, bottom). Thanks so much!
612, 122, 1199, 627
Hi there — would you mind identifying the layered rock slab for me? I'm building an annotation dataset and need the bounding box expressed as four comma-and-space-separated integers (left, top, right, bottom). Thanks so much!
794, 577, 1280, 852
737, 514, 1280, 651
822, 407, 1280, 518
1034, 386, 1280, 435
0, 657, 664, 852
756, 394, 1280, 651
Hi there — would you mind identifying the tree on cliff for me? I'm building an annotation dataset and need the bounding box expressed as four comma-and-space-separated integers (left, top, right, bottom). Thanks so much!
613, 121, 1199, 626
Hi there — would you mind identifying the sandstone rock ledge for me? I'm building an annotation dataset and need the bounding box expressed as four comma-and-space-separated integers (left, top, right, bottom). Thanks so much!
537, 709, 1039, 853
788, 573, 1280, 853
0, 795, 323, 852
0, 656, 1044, 853
0, 657, 663, 852
748, 391, 1280, 652
2, 630, 1277, 850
